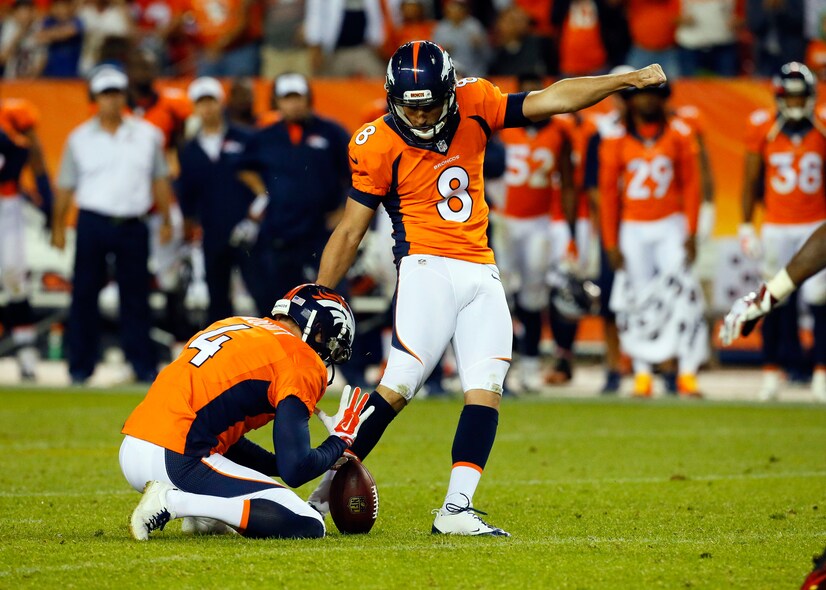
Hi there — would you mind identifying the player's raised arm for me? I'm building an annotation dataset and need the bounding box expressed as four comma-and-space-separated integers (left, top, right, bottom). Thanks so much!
316, 198, 376, 288
522, 65, 667, 122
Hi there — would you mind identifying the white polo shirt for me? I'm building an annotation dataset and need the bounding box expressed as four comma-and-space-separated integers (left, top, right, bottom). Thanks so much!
57, 115, 168, 218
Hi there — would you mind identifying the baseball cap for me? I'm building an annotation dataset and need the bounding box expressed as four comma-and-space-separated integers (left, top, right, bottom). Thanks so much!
274, 73, 310, 98
188, 77, 225, 103
89, 66, 128, 95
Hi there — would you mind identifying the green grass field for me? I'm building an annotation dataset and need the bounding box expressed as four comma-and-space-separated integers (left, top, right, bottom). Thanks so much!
1, 388, 825, 589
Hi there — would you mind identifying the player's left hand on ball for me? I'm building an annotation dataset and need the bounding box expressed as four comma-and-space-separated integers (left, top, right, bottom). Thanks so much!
719, 284, 776, 345
317, 386, 374, 446
633, 64, 667, 89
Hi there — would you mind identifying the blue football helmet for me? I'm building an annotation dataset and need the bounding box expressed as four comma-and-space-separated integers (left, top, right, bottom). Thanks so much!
773, 61, 816, 121
385, 40, 458, 144
271, 284, 355, 365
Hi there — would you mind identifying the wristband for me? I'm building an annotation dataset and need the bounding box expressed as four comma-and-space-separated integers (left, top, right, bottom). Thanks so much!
249, 193, 269, 219
766, 268, 796, 303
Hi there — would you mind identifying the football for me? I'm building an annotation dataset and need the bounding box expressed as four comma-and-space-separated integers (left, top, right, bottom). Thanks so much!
329, 458, 379, 534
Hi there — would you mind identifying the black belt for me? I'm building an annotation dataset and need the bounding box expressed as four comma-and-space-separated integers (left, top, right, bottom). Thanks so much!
81, 209, 146, 225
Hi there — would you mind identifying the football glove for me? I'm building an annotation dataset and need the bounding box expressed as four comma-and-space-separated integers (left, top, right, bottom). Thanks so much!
229, 218, 260, 248
738, 223, 762, 259
317, 386, 374, 446
719, 284, 777, 345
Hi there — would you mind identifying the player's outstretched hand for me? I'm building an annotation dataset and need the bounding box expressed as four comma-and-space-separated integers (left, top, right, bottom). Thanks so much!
719, 284, 777, 345
631, 64, 667, 89
317, 386, 375, 446
229, 218, 260, 248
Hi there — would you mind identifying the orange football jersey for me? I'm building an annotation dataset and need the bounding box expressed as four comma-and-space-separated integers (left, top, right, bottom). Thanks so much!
349, 77, 525, 264
559, 0, 607, 76
131, 88, 193, 148
745, 109, 826, 225
500, 120, 569, 219
122, 316, 328, 457
0, 98, 38, 146
599, 118, 700, 250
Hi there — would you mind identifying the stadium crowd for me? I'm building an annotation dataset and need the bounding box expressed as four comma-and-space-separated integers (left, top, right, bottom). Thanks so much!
0, 0, 825, 406
0, 0, 819, 80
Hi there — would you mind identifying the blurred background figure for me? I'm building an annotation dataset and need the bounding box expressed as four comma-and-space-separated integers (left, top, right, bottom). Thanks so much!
739, 62, 826, 401
432, 0, 490, 76
77, 0, 132, 76
183, 0, 263, 77
675, 0, 743, 77
552, 0, 608, 77
488, 5, 552, 77
0, 0, 46, 80
385, 0, 436, 51
625, 0, 680, 78
237, 72, 350, 315
226, 77, 257, 128
747, 0, 805, 76
261, 0, 310, 79
178, 77, 258, 324
305, 0, 386, 77
35, 0, 84, 78
52, 66, 173, 384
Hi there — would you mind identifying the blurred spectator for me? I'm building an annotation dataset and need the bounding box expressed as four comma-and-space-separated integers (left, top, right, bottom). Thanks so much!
261, 0, 310, 79
432, 0, 489, 76
178, 77, 259, 323
0, 0, 46, 79
52, 66, 173, 384
514, 0, 554, 35
226, 76, 257, 127
747, 0, 805, 76
78, 0, 133, 75
806, 11, 826, 78
131, 0, 195, 75
625, 0, 681, 78
676, 0, 742, 76
304, 0, 386, 77
35, 0, 84, 78
387, 0, 436, 50
488, 5, 552, 76
553, 0, 608, 76
181, 0, 263, 77
237, 73, 350, 315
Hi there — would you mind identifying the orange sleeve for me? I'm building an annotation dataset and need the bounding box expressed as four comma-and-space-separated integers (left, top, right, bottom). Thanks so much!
598, 138, 622, 250
349, 123, 393, 201
679, 132, 701, 235
467, 77, 509, 131
271, 346, 327, 414
744, 110, 770, 154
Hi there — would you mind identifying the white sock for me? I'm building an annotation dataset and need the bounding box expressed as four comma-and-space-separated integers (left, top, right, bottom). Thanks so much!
166, 489, 244, 527
442, 465, 482, 511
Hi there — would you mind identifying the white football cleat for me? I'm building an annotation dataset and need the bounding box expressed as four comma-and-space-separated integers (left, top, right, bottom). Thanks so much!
431, 494, 510, 537
813, 369, 826, 403
181, 516, 233, 536
307, 469, 335, 518
129, 480, 177, 541
758, 369, 782, 402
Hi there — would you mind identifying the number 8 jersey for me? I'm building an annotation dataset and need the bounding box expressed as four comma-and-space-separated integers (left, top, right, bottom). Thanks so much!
745, 109, 826, 224
348, 77, 530, 264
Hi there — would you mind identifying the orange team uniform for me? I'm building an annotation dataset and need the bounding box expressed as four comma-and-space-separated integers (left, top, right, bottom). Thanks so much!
558, 0, 607, 76
499, 119, 569, 219
131, 88, 193, 149
555, 112, 593, 220
598, 118, 701, 250
182, 0, 263, 49
745, 109, 826, 225
626, 0, 678, 50
0, 99, 38, 196
122, 316, 327, 456
349, 77, 526, 264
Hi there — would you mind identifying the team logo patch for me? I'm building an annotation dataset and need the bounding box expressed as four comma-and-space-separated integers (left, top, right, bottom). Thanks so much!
436, 139, 448, 153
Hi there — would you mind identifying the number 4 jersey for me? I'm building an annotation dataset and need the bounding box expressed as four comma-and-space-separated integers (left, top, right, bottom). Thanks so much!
121, 317, 328, 457
745, 109, 826, 224
348, 77, 530, 264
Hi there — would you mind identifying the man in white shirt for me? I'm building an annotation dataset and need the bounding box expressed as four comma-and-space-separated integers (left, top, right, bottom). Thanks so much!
52, 66, 173, 385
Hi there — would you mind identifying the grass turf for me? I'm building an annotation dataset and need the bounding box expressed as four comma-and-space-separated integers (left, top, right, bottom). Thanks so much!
1, 388, 825, 589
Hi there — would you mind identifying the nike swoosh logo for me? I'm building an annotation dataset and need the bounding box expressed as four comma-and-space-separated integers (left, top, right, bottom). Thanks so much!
350, 156, 358, 165
491, 274, 501, 282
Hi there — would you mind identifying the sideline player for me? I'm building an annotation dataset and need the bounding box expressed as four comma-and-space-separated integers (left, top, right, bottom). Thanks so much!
721, 222, 826, 350
739, 62, 826, 401
598, 81, 705, 398
0, 96, 53, 381
309, 40, 666, 535
496, 72, 574, 392
120, 283, 373, 540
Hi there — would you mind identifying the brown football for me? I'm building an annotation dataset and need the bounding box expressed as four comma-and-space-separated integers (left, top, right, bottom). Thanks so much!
329, 458, 379, 534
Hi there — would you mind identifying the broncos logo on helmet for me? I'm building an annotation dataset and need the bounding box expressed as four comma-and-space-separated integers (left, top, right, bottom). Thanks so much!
385, 40, 458, 145
271, 284, 355, 365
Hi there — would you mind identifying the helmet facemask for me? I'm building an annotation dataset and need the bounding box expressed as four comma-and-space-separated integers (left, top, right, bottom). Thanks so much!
387, 87, 456, 141
774, 63, 817, 122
